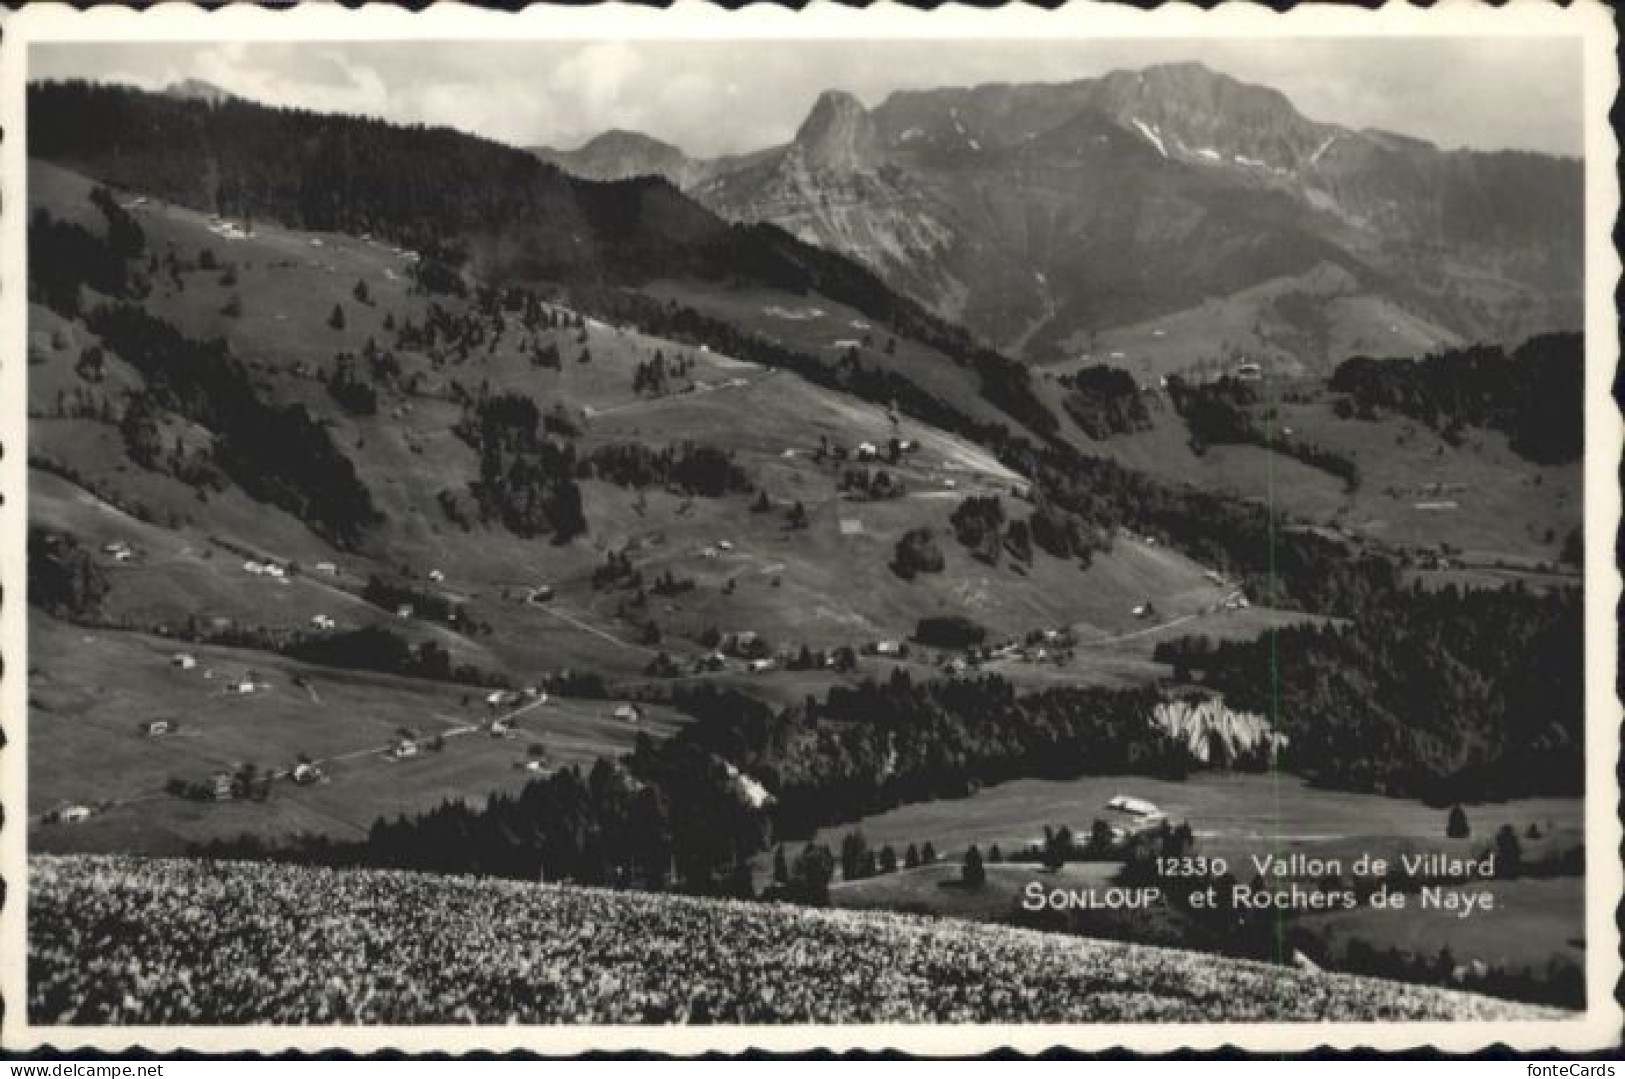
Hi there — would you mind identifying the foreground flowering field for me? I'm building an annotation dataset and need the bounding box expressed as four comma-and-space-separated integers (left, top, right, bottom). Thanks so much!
30, 856, 1556, 1024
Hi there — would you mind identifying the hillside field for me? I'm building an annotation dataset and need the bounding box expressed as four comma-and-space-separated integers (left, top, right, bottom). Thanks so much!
29, 158, 1328, 857
29, 855, 1560, 1024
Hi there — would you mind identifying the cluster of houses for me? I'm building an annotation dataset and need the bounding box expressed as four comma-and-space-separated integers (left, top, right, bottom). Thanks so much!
950, 629, 1074, 669
820, 436, 918, 465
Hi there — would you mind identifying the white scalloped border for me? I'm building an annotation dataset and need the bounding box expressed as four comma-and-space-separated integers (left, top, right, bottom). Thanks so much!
0, 0, 1617, 1057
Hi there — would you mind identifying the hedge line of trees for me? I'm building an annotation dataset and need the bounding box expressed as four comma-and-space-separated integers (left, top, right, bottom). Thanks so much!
1330, 333, 1582, 465
1059, 365, 1152, 440
85, 304, 381, 548
452, 392, 586, 541
582, 442, 752, 498
28, 528, 111, 618
1152, 581, 1582, 799
1166, 375, 1359, 491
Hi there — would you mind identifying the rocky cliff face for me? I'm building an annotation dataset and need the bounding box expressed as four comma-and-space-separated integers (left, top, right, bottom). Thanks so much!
534, 62, 1583, 368
1153, 697, 1286, 767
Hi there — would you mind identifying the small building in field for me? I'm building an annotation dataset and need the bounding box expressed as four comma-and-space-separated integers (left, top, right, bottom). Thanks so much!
139, 718, 175, 738
1101, 794, 1166, 840
428, 569, 446, 583
1234, 361, 1263, 382
172, 653, 198, 670
490, 717, 515, 737
292, 761, 322, 785
874, 640, 902, 657
211, 771, 236, 801
310, 614, 335, 631
395, 604, 414, 619
57, 805, 93, 824
614, 703, 644, 724
392, 738, 420, 759
315, 561, 338, 575
748, 658, 775, 674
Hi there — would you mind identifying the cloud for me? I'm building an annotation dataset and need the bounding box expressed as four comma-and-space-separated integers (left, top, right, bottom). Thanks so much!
29, 38, 1584, 159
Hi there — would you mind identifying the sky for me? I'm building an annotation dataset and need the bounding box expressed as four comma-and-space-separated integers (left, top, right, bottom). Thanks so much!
31, 37, 1584, 159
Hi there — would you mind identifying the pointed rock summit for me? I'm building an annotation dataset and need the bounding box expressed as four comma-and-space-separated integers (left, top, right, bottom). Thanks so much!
793, 90, 878, 172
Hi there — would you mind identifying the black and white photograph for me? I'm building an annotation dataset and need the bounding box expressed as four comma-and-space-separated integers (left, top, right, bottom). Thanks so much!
2, 0, 1619, 1056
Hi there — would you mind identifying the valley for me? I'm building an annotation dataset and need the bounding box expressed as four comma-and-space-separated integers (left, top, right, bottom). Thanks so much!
23, 74, 1588, 1016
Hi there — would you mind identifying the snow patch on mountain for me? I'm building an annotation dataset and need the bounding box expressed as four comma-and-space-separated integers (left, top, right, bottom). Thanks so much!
1132, 118, 1168, 158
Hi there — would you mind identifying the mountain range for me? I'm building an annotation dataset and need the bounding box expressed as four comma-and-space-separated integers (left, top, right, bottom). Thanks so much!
534, 62, 1583, 371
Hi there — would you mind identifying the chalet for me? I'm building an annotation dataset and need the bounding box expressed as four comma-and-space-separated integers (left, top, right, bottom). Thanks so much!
716, 540, 735, 551
291, 761, 322, 785
172, 653, 198, 670
874, 640, 902, 657
395, 604, 414, 619
855, 442, 879, 461
521, 758, 546, 773
490, 717, 514, 737
310, 614, 335, 631
243, 561, 266, 575
225, 679, 257, 696
113, 549, 135, 563
102, 541, 131, 556
529, 584, 555, 603
1234, 361, 1263, 382
428, 569, 446, 583
264, 564, 287, 579
1105, 794, 1165, 820
614, 703, 644, 724
702, 547, 720, 559
315, 561, 338, 575
700, 652, 728, 672
211, 771, 236, 801
1132, 602, 1155, 619
748, 658, 775, 674
57, 805, 93, 824
1102, 794, 1166, 839
486, 689, 516, 708
138, 718, 175, 738
392, 738, 420, 759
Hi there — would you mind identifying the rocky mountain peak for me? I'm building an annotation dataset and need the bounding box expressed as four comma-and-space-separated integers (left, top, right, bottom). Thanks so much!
793, 89, 878, 172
